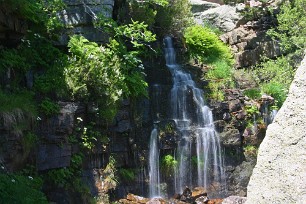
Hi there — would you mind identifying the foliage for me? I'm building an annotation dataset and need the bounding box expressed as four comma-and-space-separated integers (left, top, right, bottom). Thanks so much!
0, 34, 68, 97
74, 118, 109, 151
205, 60, 234, 100
261, 82, 287, 107
245, 105, 260, 117
0, 90, 37, 115
251, 56, 295, 107
154, 0, 194, 36
243, 88, 261, 99
126, 0, 168, 28
0, 173, 47, 204
66, 22, 153, 120
1, 0, 65, 35
118, 168, 135, 182
102, 156, 118, 190
243, 145, 258, 157
241, 4, 269, 22
184, 25, 233, 65
268, 0, 306, 53
161, 155, 177, 176
39, 98, 60, 117
45, 153, 83, 189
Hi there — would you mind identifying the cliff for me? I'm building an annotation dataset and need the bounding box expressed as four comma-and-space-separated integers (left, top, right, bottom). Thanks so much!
246, 53, 306, 203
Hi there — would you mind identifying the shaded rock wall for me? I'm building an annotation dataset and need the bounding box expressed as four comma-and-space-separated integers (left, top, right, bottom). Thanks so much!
246, 54, 306, 203
0, 6, 28, 46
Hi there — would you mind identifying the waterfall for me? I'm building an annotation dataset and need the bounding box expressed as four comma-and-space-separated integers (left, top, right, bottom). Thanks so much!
148, 125, 161, 198
164, 36, 225, 194
270, 109, 278, 123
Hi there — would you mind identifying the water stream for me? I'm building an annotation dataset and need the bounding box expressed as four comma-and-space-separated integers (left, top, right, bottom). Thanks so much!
164, 36, 226, 194
148, 125, 161, 198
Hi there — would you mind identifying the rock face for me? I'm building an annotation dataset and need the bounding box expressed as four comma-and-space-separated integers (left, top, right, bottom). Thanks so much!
36, 102, 84, 170
192, 4, 244, 32
246, 54, 306, 203
220, 26, 281, 68
57, 0, 115, 45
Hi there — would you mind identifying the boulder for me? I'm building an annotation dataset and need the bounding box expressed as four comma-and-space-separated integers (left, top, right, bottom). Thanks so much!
193, 5, 244, 32
246, 54, 306, 203
190, 0, 220, 13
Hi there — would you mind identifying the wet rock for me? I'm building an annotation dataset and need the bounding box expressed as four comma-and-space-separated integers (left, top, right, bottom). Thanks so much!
222, 112, 232, 121
219, 126, 241, 147
214, 120, 226, 132
228, 99, 242, 112
222, 196, 246, 204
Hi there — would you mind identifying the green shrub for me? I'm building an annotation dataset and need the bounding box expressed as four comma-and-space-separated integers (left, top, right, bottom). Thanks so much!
0, 90, 37, 115
161, 155, 177, 176
261, 82, 287, 107
245, 105, 260, 117
154, 0, 193, 36
205, 60, 234, 100
184, 25, 233, 65
243, 145, 258, 157
45, 154, 83, 189
250, 56, 295, 108
0, 173, 47, 204
207, 60, 232, 79
268, 0, 306, 53
39, 98, 60, 117
243, 88, 261, 99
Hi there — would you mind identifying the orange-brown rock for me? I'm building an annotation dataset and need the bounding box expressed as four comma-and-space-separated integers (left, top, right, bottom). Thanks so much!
208, 198, 223, 204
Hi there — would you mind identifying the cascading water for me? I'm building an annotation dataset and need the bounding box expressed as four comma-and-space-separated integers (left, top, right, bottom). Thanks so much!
270, 109, 278, 122
148, 124, 161, 198
164, 36, 226, 194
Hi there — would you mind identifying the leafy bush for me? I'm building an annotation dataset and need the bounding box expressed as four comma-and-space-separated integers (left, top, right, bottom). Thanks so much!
184, 25, 233, 65
205, 60, 234, 100
154, 0, 193, 36
0, 90, 37, 115
1, 0, 65, 35
251, 56, 295, 108
261, 82, 287, 107
245, 105, 260, 117
39, 98, 60, 117
0, 34, 68, 96
66, 19, 155, 120
45, 154, 83, 189
268, 0, 306, 53
243, 88, 261, 99
0, 173, 47, 204
161, 155, 177, 176
243, 145, 258, 157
